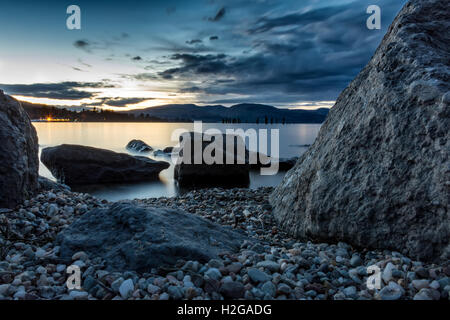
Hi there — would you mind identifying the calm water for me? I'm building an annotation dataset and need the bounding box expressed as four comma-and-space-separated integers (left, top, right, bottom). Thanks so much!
33, 122, 321, 201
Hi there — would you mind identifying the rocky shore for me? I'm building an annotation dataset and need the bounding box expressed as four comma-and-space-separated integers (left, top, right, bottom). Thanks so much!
0, 188, 448, 300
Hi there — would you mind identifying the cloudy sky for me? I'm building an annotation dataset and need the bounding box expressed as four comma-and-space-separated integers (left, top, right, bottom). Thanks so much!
0, 0, 406, 110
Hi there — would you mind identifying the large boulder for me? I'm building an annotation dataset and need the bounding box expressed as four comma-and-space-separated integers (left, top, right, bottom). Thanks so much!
270, 0, 449, 262
57, 203, 250, 272
41, 144, 170, 186
174, 132, 250, 188
0, 91, 39, 208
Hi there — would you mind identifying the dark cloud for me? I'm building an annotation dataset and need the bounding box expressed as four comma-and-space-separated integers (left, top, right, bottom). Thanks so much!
0, 82, 115, 100
132, 73, 159, 81
209, 7, 226, 22
145, 36, 216, 54
157, 53, 228, 79
247, 5, 350, 34
88, 97, 151, 107
179, 86, 203, 93
73, 40, 91, 52
186, 39, 203, 45
151, 0, 405, 102
209, 36, 219, 41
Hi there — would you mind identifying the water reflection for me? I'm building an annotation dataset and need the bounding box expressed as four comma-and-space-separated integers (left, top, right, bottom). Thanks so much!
34, 122, 320, 201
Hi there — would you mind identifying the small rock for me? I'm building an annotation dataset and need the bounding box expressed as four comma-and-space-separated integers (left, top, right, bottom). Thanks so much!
167, 286, 183, 300
378, 282, 404, 300
413, 288, 433, 300
147, 284, 161, 295
350, 255, 362, 267
247, 268, 271, 283
69, 290, 89, 300
227, 262, 243, 274
343, 286, 357, 298
72, 251, 88, 262
412, 279, 429, 291
205, 268, 222, 281
256, 261, 280, 273
382, 262, 396, 283
261, 281, 276, 297
119, 279, 134, 299
220, 281, 245, 299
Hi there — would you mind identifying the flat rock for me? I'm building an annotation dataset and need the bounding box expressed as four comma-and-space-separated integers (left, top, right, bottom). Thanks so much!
41, 144, 170, 186
57, 203, 250, 272
270, 0, 450, 262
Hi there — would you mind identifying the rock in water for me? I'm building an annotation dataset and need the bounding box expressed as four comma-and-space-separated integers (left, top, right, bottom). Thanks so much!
57, 203, 250, 272
126, 139, 153, 153
41, 144, 170, 186
174, 132, 250, 188
0, 91, 39, 208
270, 0, 449, 262
163, 146, 175, 154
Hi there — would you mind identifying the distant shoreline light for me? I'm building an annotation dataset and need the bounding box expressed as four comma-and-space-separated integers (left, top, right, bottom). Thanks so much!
32, 117, 72, 122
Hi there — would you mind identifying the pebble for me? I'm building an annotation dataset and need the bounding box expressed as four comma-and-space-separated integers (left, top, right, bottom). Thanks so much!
350, 255, 362, 267
119, 279, 134, 299
205, 268, 222, 281
413, 288, 433, 300
168, 286, 183, 300
69, 290, 89, 300
256, 261, 280, 273
412, 279, 429, 291
343, 286, 357, 298
261, 281, 276, 297
382, 262, 396, 283
247, 268, 271, 283
378, 282, 404, 300
220, 281, 245, 299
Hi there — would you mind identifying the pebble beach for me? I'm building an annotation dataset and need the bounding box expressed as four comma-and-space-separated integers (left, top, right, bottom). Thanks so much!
1, 188, 448, 300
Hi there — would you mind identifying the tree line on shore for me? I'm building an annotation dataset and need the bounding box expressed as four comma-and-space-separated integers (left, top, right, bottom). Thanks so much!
22, 101, 291, 124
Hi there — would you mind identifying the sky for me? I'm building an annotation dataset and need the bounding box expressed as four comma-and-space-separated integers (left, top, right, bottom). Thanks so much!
0, 0, 407, 110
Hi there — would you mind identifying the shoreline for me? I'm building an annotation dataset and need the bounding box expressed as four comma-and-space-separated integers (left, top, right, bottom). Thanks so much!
0, 187, 448, 300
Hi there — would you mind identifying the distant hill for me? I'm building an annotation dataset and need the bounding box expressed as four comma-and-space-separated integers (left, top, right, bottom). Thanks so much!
19, 100, 329, 123
123, 103, 329, 123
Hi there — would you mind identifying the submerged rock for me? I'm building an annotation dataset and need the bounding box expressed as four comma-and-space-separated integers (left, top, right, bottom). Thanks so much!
41, 144, 169, 186
0, 91, 39, 208
163, 146, 175, 154
126, 139, 153, 153
57, 203, 250, 272
270, 0, 450, 262
248, 153, 298, 171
